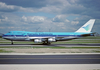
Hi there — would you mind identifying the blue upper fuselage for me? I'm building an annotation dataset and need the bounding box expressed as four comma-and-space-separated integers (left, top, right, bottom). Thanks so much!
3, 31, 91, 37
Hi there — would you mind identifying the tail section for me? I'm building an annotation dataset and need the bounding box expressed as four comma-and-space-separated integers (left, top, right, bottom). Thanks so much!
76, 19, 95, 32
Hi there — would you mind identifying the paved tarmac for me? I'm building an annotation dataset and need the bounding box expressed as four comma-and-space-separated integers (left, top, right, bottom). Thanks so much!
51, 43, 100, 47
0, 64, 100, 70
0, 43, 100, 47
0, 54, 100, 64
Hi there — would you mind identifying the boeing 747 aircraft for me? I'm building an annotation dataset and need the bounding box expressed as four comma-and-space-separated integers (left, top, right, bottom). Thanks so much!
0, 19, 95, 45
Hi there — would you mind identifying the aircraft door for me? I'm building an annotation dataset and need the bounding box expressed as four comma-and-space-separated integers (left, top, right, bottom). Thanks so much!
25, 33, 30, 41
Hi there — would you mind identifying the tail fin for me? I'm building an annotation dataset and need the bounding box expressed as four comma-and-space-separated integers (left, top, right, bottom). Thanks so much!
76, 19, 95, 32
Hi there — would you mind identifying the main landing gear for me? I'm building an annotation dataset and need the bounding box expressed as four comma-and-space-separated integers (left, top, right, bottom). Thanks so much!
11, 41, 13, 45
43, 41, 51, 45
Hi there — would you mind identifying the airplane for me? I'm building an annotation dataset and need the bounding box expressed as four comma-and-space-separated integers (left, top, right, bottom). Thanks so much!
0, 19, 95, 45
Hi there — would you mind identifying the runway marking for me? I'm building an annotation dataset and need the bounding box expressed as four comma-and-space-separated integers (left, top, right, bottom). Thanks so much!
0, 58, 100, 59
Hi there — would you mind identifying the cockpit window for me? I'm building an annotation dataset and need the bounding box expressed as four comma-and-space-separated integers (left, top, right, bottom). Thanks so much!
8, 32, 13, 33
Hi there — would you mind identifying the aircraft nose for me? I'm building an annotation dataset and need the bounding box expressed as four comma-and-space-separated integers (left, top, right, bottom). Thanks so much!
0, 33, 4, 38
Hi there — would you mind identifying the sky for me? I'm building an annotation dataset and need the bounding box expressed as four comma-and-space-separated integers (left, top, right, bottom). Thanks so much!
0, 0, 100, 34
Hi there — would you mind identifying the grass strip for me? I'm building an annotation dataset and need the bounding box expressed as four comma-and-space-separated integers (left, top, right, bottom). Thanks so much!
0, 46, 100, 49
0, 49, 13, 53
32, 46, 100, 49
0, 40, 100, 44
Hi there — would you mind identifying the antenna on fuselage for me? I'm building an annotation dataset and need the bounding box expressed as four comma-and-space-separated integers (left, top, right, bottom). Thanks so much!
49, 27, 52, 32
36, 27, 40, 32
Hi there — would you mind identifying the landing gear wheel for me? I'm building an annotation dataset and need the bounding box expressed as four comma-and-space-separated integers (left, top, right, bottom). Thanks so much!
11, 41, 13, 45
43, 41, 51, 45
47, 42, 51, 45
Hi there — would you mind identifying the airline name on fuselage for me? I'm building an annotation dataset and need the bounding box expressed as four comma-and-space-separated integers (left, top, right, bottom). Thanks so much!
27, 33, 53, 35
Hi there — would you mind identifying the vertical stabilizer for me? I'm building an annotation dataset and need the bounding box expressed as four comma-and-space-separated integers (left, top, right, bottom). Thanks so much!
76, 19, 95, 32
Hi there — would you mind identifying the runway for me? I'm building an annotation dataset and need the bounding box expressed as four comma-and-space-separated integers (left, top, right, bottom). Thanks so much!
0, 43, 100, 47
0, 54, 100, 64
1, 64, 100, 70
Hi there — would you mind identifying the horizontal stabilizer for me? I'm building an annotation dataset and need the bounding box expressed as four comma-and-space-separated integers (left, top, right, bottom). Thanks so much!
81, 32, 95, 37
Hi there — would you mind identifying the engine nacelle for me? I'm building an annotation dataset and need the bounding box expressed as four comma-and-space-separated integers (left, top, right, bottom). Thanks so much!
48, 37, 56, 42
34, 39, 42, 43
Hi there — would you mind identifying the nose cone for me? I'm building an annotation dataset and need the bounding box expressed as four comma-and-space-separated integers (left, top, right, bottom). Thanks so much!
0, 33, 4, 38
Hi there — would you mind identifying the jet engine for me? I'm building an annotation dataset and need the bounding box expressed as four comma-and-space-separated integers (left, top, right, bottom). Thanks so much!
34, 39, 42, 43
48, 37, 56, 42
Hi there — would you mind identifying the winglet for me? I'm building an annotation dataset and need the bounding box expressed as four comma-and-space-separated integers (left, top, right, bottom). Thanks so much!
76, 19, 95, 32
